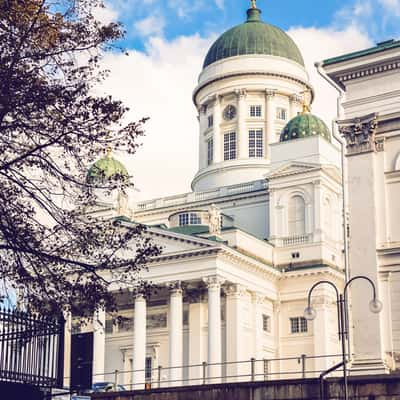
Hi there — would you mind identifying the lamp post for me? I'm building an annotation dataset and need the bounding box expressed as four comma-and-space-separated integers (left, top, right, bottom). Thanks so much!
304, 276, 382, 400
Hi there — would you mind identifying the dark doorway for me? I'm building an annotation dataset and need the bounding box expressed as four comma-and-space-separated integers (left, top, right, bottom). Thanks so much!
70, 332, 94, 392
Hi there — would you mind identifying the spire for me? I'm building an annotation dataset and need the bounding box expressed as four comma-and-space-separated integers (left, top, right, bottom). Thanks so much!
251, 0, 257, 8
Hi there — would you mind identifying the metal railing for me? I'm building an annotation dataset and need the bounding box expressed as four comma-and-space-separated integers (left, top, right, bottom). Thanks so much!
83, 353, 344, 391
0, 308, 65, 388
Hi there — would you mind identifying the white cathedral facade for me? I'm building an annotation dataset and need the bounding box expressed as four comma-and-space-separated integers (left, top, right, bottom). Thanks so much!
68, 3, 400, 390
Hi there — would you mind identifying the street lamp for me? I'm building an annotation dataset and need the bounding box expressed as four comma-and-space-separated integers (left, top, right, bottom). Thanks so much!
304, 276, 382, 400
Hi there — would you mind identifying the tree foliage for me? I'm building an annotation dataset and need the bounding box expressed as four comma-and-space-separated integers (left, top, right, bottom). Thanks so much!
0, 0, 161, 314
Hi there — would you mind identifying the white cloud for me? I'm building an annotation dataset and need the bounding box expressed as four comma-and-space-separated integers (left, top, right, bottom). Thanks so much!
288, 25, 372, 124
99, 34, 215, 200
379, 0, 400, 17
134, 15, 166, 37
92, 4, 119, 24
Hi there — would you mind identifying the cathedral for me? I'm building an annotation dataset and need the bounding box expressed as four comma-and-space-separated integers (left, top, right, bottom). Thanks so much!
68, 1, 400, 390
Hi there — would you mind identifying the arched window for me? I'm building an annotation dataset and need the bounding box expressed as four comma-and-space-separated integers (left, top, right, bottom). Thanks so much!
288, 195, 306, 235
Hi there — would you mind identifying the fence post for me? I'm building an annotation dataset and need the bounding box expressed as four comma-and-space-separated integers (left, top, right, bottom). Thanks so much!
251, 358, 256, 381
263, 359, 269, 381
157, 366, 162, 388
56, 315, 65, 388
301, 354, 306, 378
114, 370, 119, 390
202, 361, 207, 385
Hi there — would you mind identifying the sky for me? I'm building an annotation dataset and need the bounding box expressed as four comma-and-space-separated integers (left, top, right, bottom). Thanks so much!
93, 0, 400, 201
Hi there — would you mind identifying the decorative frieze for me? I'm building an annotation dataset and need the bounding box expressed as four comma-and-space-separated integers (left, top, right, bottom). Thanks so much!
337, 60, 400, 83
338, 113, 381, 155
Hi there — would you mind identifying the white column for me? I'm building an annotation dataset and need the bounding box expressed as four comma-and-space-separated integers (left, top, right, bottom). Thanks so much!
252, 293, 264, 381
265, 89, 276, 160
133, 294, 146, 390
236, 89, 247, 159
226, 284, 246, 382
169, 283, 183, 386
188, 294, 205, 385
312, 292, 333, 376
63, 311, 72, 389
213, 95, 222, 163
93, 309, 106, 383
203, 276, 225, 384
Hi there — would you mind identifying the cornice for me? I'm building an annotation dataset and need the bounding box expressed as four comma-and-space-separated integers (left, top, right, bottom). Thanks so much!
335, 58, 400, 85
193, 70, 313, 107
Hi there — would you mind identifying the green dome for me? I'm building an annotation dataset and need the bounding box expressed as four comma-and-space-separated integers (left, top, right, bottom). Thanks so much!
203, 8, 304, 69
87, 153, 129, 184
280, 112, 331, 142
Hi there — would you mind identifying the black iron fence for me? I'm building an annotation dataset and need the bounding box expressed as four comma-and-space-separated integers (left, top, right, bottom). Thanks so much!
0, 308, 64, 389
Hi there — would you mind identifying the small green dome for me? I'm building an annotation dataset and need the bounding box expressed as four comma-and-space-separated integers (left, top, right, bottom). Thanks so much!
280, 112, 331, 142
203, 7, 304, 69
87, 153, 129, 184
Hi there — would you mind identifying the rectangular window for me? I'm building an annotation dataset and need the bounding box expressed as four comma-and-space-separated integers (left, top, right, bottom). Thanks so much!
207, 138, 213, 165
179, 213, 189, 226
290, 317, 308, 333
249, 129, 263, 158
208, 114, 214, 128
262, 314, 270, 332
224, 132, 236, 160
189, 213, 201, 225
145, 357, 152, 380
250, 105, 262, 117
276, 107, 287, 121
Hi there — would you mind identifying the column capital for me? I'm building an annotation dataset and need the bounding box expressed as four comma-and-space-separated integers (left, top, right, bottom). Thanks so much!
338, 113, 379, 155
265, 88, 277, 99
225, 284, 247, 298
251, 291, 265, 304
203, 275, 225, 290
134, 293, 146, 302
289, 93, 302, 104
235, 88, 247, 99
168, 281, 183, 296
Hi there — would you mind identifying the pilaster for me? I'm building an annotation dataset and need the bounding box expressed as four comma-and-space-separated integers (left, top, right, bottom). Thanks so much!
236, 89, 248, 159
213, 95, 222, 163
265, 89, 277, 160
338, 114, 388, 374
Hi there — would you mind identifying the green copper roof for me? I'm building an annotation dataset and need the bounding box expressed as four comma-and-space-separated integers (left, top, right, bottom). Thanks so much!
168, 225, 210, 236
280, 112, 331, 143
87, 154, 129, 183
323, 39, 400, 66
203, 8, 304, 69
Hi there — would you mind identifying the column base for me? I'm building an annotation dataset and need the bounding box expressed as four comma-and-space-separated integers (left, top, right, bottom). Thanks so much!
349, 358, 390, 376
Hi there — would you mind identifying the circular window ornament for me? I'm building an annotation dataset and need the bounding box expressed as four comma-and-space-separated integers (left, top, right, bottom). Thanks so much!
223, 105, 237, 121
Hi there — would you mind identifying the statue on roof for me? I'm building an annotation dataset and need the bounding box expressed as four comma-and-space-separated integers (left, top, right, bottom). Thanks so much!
209, 204, 221, 235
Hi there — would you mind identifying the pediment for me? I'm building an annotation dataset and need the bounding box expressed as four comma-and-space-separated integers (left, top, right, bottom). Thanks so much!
143, 226, 215, 255
266, 162, 321, 179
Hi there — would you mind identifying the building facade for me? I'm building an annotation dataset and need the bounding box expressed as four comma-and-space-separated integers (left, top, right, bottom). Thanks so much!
66, 3, 400, 390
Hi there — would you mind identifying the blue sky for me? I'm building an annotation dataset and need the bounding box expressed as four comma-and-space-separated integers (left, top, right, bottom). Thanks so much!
109, 0, 400, 52
97, 0, 400, 200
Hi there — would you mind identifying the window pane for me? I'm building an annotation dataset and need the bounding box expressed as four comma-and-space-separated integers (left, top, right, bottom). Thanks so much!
249, 129, 263, 158
179, 213, 189, 226
224, 132, 236, 160
290, 317, 299, 333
